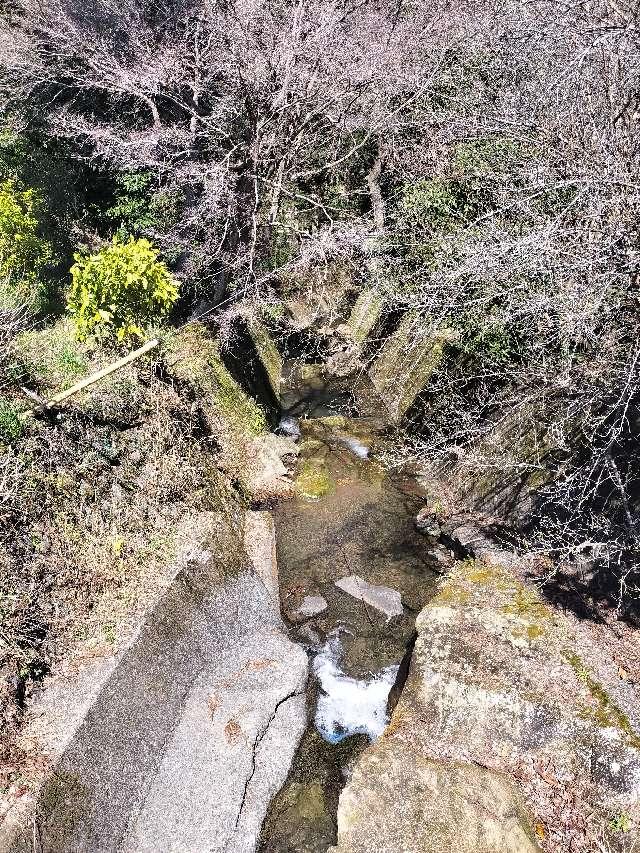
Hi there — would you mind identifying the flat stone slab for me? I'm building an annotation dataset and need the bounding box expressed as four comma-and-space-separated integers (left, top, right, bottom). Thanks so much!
334, 575, 403, 620
3, 516, 308, 853
123, 626, 306, 853
291, 595, 328, 620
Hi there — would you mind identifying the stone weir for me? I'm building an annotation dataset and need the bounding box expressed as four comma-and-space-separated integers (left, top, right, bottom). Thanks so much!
1, 510, 308, 853
257, 270, 460, 425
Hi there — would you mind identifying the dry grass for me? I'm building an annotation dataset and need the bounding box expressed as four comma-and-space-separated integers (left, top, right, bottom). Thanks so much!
0, 321, 255, 795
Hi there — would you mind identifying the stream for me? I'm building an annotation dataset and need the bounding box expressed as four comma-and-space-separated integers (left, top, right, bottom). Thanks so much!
258, 366, 450, 852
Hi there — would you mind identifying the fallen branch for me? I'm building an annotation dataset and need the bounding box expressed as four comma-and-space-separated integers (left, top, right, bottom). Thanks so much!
22, 338, 159, 418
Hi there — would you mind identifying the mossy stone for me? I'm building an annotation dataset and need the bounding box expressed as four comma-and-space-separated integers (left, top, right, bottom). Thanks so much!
295, 460, 336, 500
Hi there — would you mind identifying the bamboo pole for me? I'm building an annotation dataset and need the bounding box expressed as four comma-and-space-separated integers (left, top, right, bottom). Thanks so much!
22, 338, 159, 417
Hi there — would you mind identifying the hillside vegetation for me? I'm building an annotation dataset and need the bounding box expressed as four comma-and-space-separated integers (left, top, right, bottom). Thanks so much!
0, 0, 638, 811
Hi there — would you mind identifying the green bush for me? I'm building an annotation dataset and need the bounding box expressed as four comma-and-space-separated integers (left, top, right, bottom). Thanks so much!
0, 399, 23, 443
106, 170, 183, 239
397, 178, 462, 232
0, 179, 52, 309
454, 308, 519, 365
68, 236, 179, 342
0, 130, 30, 181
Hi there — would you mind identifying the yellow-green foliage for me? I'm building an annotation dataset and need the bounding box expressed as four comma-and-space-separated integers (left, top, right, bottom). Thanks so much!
68, 236, 179, 342
0, 179, 52, 307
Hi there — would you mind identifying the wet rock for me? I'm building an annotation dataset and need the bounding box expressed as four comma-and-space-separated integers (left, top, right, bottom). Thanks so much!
423, 546, 454, 573
338, 436, 369, 459
278, 416, 301, 439
296, 624, 322, 646
334, 575, 403, 620
261, 781, 335, 853
295, 458, 336, 500
259, 730, 368, 853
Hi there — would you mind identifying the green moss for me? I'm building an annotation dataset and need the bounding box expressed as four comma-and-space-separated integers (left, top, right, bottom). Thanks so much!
460, 558, 495, 584
564, 651, 640, 748
299, 438, 325, 455
454, 559, 551, 642
280, 781, 327, 821
313, 415, 347, 430
167, 324, 267, 436
38, 770, 90, 838
248, 319, 282, 398
295, 460, 335, 500
510, 623, 546, 644
209, 347, 267, 435
369, 314, 456, 419
459, 558, 514, 590
526, 468, 550, 490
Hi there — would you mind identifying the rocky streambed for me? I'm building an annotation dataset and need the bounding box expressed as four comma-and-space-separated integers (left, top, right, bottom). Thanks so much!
256, 402, 640, 853
4, 331, 640, 853
259, 414, 449, 852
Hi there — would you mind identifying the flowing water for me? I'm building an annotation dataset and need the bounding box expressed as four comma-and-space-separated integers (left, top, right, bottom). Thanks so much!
258, 389, 448, 852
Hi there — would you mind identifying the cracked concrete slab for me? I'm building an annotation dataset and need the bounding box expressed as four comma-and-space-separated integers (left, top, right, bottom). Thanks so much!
123, 627, 306, 853
3, 514, 308, 853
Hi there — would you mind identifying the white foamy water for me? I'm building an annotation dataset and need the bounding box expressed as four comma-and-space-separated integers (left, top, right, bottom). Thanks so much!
313, 634, 399, 744
339, 436, 369, 459
279, 415, 301, 438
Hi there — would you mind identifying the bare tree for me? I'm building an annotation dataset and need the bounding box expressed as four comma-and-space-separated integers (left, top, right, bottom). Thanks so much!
2, 0, 639, 607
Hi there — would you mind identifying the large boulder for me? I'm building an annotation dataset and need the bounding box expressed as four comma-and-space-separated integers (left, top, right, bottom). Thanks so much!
331, 557, 640, 853
332, 737, 539, 853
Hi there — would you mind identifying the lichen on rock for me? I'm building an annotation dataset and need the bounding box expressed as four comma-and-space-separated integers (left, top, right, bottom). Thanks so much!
330, 555, 640, 853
